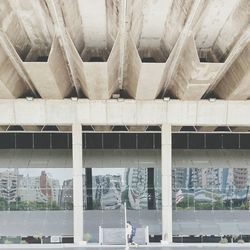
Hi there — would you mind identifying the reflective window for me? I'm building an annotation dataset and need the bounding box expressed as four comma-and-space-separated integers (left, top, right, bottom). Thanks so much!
92, 168, 148, 210
0, 168, 73, 210
172, 168, 250, 211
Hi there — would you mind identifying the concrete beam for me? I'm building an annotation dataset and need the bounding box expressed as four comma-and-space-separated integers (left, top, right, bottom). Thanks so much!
22, 125, 42, 131
160, 0, 205, 98
0, 44, 28, 98
161, 0, 193, 53
172, 126, 182, 132
0, 31, 37, 96
7, 0, 53, 49
57, 125, 72, 132
204, 27, 250, 95
209, 0, 249, 62
60, 0, 85, 54
214, 43, 250, 100
93, 126, 112, 132
45, 0, 80, 96
1, 99, 250, 126
125, 35, 165, 99
194, 0, 240, 50
231, 126, 250, 132
128, 126, 147, 132
168, 34, 223, 100
23, 37, 72, 98
68, 32, 120, 99
197, 126, 217, 132
0, 126, 8, 131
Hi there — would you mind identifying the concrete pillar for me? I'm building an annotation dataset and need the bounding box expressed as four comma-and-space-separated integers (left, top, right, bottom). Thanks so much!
72, 123, 83, 243
161, 124, 172, 243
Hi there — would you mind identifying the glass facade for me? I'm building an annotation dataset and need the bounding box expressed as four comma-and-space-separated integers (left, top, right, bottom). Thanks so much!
0, 165, 247, 212
89, 168, 161, 210
0, 132, 250, 243
172, 168, 250, 211
0, 168, 73, 211
82, 167, 250, 212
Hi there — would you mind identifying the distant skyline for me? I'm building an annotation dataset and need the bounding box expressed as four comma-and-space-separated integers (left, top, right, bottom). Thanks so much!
0, 168, 72, 187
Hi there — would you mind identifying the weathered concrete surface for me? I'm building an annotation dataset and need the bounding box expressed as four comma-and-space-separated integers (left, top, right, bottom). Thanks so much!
0, 99, 250, 126
125, 36, 165, 99
68, 32, 120, 100
214, 44, 250, 100
0, 45, 28, 98
23, 38, 72, 98
0, 0, 249, 104
168, 35, 223, 100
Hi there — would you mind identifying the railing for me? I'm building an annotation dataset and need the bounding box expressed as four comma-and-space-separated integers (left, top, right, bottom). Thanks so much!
99, 226, 149, 245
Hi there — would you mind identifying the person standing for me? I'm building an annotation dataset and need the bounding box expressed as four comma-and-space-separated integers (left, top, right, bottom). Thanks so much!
126, 221, 136, 245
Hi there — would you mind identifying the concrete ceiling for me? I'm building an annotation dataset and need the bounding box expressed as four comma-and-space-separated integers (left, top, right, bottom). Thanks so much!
0, 0, 249, 102
0, 0, 248, 133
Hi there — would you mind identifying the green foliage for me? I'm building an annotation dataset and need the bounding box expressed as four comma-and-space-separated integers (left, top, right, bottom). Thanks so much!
219, 237, 228, 244
83, 233, 91, 242
1, 237, 22, 244
237, 239, 245, 243
0, 198, 61, 211
92, 200, 101, 209
0, 198, 8, 211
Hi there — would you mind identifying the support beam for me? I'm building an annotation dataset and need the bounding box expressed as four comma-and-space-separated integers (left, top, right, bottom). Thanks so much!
57, 125, 72, 132
2, 99, 250, 126
128, 126, 147, 132
161, 0, 205, 98
46, 0, 81, 96
205, 27, 250, 95
22, 125, 42, 131
197, 126, 217, 132
214, 43, 250, 99
172, 126, 182, 132
23, 38, 72, 98
0, 126, 8, 131
0, 31, 37, 96
231, 126, 250, 132
72, 123, 83, 243
67, 28, 120, 99
93, 126, 112, 131
118, 0, 128, 90
167, 34, 223, 100
161, 124, 172, 243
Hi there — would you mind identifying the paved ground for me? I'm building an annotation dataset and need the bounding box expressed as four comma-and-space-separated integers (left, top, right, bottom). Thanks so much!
0, 245, 250, 250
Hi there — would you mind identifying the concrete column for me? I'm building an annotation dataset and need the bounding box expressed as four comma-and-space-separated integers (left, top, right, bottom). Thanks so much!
161, 124, 172, 243
72, 123, 83, 243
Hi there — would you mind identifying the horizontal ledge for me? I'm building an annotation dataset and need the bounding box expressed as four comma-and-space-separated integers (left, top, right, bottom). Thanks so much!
0, 99, 249, 126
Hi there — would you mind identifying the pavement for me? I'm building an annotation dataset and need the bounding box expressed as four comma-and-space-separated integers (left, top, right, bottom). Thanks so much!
0, 244, 250, 250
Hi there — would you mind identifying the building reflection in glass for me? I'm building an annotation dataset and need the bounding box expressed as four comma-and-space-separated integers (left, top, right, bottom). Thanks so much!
0, 167, 249, 211
173, 168, 250, 211
0, 168, 73, 211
